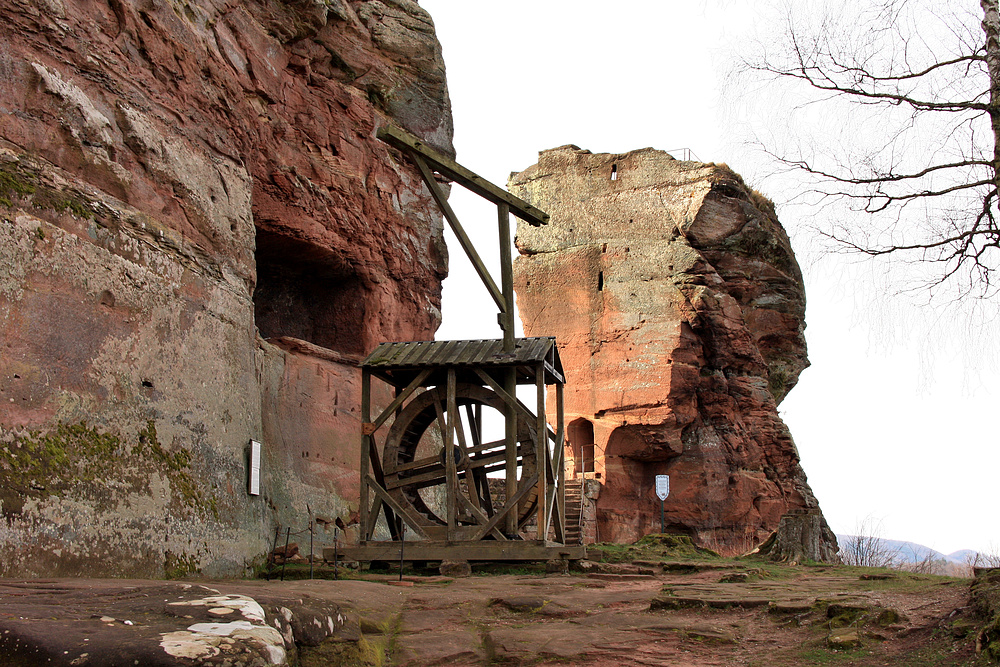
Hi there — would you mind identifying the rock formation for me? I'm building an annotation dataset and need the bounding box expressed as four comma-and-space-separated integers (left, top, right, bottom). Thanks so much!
0, 0, 451, 576
511, 145, 835, 554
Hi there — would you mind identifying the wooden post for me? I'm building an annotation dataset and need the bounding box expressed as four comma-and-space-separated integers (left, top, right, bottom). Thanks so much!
498, 202, 520, 536
498, 202, 515, 350
360, 368, 371, 545
535, 363, 547, 540
556, 381, 566, 544
445, 368, 458, 540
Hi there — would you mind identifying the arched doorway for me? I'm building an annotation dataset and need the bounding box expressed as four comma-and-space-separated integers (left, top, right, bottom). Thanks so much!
567, 418, 595, 476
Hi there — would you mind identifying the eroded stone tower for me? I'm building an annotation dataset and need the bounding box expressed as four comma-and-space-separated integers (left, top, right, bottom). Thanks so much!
511, 145, 834, 554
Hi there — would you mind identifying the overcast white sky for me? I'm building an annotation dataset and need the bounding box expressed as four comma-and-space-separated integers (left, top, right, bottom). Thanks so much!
420, 0, 999, 556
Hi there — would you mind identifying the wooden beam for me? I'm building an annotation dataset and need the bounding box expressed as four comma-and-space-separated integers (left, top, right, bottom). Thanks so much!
473, 368, 558, 443
471, 404, 494, 515
472, 473, 539, 541
445, 369, 458, 539
556, 381, 566, 545
453, 407, 483, 514
366, 424, 399, 540
498, 202, 515, 351
409, 152, 507, 313
331, 541, 586, 563
455, 490, 506, 541
365, 474, 428, 539
360, 368, 371, 542
369, 368, 432, 436
392, 436, 505, 475
377, 124, 549, 226
385, 446, 527, 490
502, 366, 518, 535
535, 362, 547, 540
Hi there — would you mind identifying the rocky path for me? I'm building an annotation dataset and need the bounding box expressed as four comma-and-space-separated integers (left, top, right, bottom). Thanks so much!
0, 562, 982, 666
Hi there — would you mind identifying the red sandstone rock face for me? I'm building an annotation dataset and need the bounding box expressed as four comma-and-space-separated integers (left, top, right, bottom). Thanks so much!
0, 0, 449, 575
511, 146, 832, 553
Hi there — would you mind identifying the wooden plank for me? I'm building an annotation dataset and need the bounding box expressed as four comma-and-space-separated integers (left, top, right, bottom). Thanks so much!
409, 152, 507, 313
543, 360, 565, 384
377, 124, 549, 227
365, 474, 428, 539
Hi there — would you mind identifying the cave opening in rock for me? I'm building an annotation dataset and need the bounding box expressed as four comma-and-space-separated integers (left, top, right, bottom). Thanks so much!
253, 229, 367, 355
568, 418, 595, 476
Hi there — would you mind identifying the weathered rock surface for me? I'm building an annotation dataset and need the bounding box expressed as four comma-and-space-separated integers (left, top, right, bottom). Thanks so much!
511, 145, 831, 553
0, 0, 451, 576
0, 579, 352, 665
754, 508, 840, 563
0, 567, 972, 666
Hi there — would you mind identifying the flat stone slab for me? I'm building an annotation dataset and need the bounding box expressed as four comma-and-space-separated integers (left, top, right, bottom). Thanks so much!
0, 580, 351, 666
587, 573, 656, 581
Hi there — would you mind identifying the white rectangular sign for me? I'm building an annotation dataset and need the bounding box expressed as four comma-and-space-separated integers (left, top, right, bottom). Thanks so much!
248, 440, 262, 496
655, 474, 670, 500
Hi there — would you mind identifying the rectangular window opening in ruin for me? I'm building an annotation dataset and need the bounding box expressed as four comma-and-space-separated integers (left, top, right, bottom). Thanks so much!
610, 164, 618, 181
597, 271, 604, 292
252, 229, 367, 356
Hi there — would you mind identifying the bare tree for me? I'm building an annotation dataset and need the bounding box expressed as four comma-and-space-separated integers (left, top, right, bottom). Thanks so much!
970, 545, 1000, 568
839, 516, 901, 568
901, 548, 948, 575
732, 0, 1000, 299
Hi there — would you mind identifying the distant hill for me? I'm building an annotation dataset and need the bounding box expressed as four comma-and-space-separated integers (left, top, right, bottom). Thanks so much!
948, 549, 980, 564
835, 535, 973, 565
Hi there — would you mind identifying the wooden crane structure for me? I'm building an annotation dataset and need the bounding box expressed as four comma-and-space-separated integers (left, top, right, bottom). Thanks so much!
338, 125, 583, 563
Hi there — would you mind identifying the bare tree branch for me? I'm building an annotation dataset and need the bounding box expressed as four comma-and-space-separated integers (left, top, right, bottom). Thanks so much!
731, 0, 1000, 298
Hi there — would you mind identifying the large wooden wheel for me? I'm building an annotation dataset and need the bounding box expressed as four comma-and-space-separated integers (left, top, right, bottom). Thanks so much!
381, 383, 538, 531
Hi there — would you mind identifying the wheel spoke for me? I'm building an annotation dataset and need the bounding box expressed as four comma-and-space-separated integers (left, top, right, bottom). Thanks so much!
381, 384, 539, 529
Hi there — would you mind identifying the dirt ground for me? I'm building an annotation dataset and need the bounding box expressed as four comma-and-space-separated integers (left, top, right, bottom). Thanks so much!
0, 558, 990, 666
287, 562, 982, 667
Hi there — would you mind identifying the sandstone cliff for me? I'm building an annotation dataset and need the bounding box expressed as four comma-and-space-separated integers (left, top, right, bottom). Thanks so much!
0, 0, 450, 576
511, 146, 834, 553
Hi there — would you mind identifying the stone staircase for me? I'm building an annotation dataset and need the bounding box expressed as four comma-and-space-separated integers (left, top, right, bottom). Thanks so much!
563, 481, 584, 545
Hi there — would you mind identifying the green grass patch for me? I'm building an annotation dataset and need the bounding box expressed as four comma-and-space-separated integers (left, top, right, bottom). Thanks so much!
589, 533, 721, 563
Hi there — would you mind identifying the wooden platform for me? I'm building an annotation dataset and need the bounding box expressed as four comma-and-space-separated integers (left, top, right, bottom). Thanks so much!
327, 540, 586, 563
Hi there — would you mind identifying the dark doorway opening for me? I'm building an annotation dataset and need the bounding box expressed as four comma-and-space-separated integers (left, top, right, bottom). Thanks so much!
568, 418, 595, 476
253, 230, 366, 356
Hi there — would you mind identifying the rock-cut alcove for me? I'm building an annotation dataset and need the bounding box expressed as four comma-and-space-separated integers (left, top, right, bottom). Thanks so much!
253, 230, 367, 356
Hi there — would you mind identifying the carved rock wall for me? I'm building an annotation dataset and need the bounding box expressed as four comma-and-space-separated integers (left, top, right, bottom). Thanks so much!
0, 0, 450, 576
512, 146, 832, 553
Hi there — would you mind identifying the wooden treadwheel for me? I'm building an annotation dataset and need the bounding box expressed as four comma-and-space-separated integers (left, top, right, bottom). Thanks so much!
381, 383, 538, 531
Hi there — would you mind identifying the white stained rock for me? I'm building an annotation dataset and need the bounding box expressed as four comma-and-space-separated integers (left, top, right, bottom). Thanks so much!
161, 595, 288, 665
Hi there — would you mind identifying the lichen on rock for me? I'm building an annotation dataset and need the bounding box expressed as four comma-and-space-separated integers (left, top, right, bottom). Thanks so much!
0, 0, 453, 576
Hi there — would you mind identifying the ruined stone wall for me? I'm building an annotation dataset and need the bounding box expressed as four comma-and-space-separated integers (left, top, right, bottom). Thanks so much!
0, 0, 450, 577
512, 146, 832, 553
